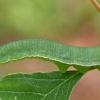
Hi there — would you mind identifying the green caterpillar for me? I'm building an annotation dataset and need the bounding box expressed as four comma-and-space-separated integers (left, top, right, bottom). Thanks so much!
0, 39, 100, 73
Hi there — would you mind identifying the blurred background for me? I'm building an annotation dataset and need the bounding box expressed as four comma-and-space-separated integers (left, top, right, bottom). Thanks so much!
0, 0, 100, 100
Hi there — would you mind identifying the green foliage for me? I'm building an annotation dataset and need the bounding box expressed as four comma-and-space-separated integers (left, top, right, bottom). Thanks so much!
0, 0, 99, 38
0, 39, 97, 100
0, 71, 83, 100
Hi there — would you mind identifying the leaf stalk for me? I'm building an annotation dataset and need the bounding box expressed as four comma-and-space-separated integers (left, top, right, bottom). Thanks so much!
91, 0, 100, 12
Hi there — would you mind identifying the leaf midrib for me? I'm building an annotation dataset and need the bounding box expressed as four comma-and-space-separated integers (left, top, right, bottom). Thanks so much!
41, 72, 79, 100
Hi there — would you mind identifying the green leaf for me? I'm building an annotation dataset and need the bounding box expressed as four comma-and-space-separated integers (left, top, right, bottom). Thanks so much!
0, 71, 83, 100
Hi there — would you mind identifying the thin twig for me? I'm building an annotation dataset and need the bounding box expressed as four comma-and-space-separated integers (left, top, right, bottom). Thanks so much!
91, 0, 100, 12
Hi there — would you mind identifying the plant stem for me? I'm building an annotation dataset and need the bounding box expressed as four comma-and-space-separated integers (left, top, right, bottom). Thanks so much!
91, 0, 100, 12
